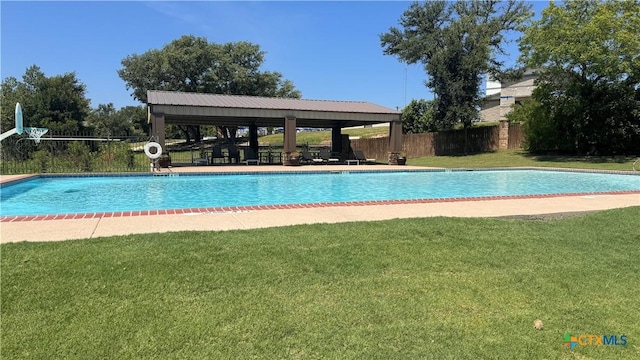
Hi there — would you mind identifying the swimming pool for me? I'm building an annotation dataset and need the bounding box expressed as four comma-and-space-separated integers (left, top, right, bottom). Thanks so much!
1, 169, 638, 217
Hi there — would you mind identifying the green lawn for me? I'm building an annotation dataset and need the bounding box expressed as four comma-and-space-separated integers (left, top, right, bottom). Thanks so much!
2, 207, 639, 359
408, 149, 638, 171
256, 123, 500, 146
259, 126, 390, 146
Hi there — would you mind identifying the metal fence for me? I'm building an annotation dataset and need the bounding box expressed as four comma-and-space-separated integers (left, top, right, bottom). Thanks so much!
1, 125, 526, 174
0, 131, 150, 174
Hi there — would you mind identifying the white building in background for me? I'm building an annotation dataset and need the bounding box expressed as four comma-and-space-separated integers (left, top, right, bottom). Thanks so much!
480, 69, 538, 122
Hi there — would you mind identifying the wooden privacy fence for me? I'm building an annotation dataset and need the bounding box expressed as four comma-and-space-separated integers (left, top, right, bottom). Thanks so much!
508, 123, 524, 149
350, 123, 523, 160
349, 137, 389, 161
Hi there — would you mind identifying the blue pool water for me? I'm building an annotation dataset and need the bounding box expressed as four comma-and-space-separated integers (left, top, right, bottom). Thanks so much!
1, 170, 638, 216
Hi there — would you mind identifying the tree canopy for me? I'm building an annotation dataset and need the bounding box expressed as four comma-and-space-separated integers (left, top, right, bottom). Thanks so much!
381, 0, 532, 130
118, 35, 301, 142
517, 0, 640, 155
86, 103, 148, 138
118, 35, 301, 103
520, 0, 640, 85
1, 65, 90, 133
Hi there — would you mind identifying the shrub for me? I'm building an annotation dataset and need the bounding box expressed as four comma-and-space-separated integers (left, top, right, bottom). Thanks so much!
508, 99, 557, 153
67, 141, 93, 171
97, 142, 134, 170
31, 150, 52, 173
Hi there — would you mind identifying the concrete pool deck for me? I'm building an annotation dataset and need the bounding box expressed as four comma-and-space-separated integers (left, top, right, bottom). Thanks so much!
1, 165, 639, 243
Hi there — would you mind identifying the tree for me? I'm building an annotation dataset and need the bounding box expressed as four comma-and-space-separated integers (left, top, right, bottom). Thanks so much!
118, 105, 149, 137
87, 103, 143, 137
519, 0, 640, 155
505, 98, 556, 151
1, 76, 27, 133
1, 65, 90, 133
118, 35, 301, 142
401, 99, 437, 134
381, 1, 532, 130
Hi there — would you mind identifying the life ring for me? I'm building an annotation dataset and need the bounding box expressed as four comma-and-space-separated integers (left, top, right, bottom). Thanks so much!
144, 142, 163, 160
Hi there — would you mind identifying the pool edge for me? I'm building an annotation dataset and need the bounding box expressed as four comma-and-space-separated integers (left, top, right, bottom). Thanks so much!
2, 189, 639, 223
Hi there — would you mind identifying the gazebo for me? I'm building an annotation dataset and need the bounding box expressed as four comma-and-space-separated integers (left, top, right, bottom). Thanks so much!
146, 90, 403, 164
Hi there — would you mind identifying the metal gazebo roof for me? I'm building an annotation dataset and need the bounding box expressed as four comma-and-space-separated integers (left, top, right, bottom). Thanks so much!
147, 90, 401, 128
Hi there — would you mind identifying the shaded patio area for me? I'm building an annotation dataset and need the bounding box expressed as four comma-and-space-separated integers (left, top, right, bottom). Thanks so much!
146, 90, 403, 165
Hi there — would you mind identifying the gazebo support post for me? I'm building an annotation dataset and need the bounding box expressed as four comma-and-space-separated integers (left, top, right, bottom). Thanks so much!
388, 120, 403, 165
331, 127, 342, 154
249, 124, 259, 155
283, 116, 299, 165
148, 111, 166, 151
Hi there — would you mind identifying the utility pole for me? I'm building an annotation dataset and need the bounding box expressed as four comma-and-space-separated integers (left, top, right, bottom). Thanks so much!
404, 63, 407, 107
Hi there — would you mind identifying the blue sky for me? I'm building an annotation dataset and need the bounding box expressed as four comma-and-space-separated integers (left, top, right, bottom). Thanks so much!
1, 1, 548, 111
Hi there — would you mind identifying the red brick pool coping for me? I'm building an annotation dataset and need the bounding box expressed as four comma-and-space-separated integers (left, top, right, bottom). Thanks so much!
2, 190, 639, 223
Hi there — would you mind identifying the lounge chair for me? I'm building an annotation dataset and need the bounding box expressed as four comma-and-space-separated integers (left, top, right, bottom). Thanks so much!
319, 148, 340, 164
353, 150, 376, 164
210, 146, 226, 164
193, 157, 208, 166
301, 150, 324, 165
243, 148, 260, 165
300, 150, 314, 164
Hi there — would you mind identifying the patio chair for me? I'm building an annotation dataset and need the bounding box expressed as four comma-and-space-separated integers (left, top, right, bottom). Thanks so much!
353, 150, 376, 164
210, 146, 226, 164
243, 148, 260, 165
319, 148, 340, 164
191, 148, 209, 166
227, 145, 241, 164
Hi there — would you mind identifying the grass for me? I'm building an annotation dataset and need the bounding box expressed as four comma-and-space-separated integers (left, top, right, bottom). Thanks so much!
257, 123, 498, 146
408, 149, 638, 171
2, 207, 640, 359
259, 127, 389, 146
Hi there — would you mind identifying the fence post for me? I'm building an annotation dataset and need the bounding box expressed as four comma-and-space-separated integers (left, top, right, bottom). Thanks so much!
108, 139, 112, 169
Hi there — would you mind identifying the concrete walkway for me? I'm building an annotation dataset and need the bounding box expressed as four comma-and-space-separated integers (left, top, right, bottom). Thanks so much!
1, 165, 639, 243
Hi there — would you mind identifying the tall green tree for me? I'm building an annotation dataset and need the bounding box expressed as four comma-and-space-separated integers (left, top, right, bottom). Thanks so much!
519, 0, 640, 155
118, 35, 301, 142
1, 65, 90, 133
381, 1, 532, 130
